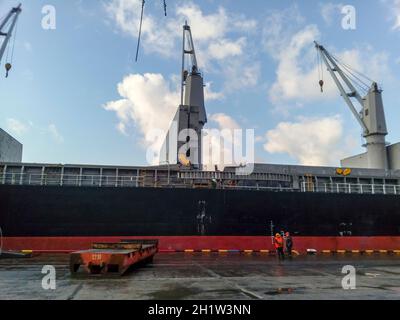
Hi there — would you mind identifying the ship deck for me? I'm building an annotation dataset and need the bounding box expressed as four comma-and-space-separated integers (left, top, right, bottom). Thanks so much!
1, 253, 399, 300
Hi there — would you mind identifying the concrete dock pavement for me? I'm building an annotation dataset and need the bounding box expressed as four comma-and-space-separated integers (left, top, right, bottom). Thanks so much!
0, 253, 399, 300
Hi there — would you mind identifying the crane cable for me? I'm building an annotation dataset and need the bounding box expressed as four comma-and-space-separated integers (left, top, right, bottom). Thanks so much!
135, 0, 167, 62
317, 46, 374, 96
10, 15, 19, 65
331, 54, 374, 95
342, 67, 369, 95
135, 0, 145, 62
2, 17, 12, 63
336, 60, 370, 95
316, 47, 324, 92
4, 14, 18, 78
332, 54, 374, 83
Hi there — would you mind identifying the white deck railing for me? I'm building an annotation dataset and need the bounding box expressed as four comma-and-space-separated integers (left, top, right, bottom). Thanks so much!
1, 173, 399, 195
0, 173, 143, 188
301, 182, 400, 195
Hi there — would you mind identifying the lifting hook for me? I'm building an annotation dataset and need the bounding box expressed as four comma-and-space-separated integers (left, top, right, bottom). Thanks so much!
5, 63, 12, 78
319, 79, 324, 93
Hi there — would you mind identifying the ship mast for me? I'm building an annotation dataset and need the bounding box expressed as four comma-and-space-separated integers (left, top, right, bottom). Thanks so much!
0, 3, 22, 77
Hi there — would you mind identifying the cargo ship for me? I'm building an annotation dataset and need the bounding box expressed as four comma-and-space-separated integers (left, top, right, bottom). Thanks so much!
1, 6, 399, 253
1, 161, 400, 253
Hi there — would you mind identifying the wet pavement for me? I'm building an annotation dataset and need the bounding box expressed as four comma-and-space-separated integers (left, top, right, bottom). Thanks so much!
0, 253, 399, 300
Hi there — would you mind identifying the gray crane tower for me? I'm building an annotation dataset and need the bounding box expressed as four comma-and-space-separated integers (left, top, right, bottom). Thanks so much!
160, 22, 207, 168
315, 42, 400, 170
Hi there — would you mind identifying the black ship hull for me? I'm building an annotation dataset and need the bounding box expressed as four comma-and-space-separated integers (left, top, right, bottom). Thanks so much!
1, 185, 400, 252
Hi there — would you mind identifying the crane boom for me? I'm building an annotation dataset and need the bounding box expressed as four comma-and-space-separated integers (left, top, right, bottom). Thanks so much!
315, 41, 389, 170
315, 42, 368, 133
0, 4, 22, 64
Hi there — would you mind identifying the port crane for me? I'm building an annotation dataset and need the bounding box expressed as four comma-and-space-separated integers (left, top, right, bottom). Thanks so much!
0, 3, 22, 78
314, 41, 398, 170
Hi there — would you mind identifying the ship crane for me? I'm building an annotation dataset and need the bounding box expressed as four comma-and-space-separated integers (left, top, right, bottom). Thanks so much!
0, 3, 22, 78
159, 22, 207, 169
179, 22, 207, 163
315, 41, 394, 170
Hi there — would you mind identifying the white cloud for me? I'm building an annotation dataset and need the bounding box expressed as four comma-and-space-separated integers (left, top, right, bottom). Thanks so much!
104, 0, 176, 57
231, 15, 258, 31
262, 6, 305, 59
176, 4, 229, 41
264, 115, 356, 166
210, 113, 241, 130
104, 73, 224, 138
204, 82, 224, 101
263, 7, 393, 114
395, 4, 400, 29
104, 72, 246, 168
6, 119, 29, 136
103, 1, 261, 162
48, 124, 64, 143
223, 59, 261, 92
340, 48, 394, 87
104, 73, 180, 155
208, 37, 246, 60
262, 7, 329, 111
5, 119, 64, 143
105, 0, 254, 59
105, 0, 259, 91
268, 25, 331, 107
387, 0, 400, 30
320, 2, 344, 26
104, 71, 227, 162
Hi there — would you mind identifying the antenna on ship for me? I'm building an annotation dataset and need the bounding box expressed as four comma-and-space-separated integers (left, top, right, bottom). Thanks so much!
314, 41, 399, 170
0, 3, 22, 78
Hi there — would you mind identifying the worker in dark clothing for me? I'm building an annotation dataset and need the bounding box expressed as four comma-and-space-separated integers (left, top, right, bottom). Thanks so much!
285, 232, 293, 257
274, 233, 285, 260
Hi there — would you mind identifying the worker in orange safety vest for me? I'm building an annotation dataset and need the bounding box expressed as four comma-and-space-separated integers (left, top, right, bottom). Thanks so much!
274, 233, 285, 260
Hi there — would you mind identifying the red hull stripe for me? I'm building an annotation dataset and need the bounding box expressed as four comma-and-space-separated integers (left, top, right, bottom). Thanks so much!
2, 236, 400, 254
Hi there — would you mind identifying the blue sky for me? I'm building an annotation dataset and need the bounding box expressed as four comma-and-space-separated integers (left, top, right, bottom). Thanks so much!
1, 0, 399, 167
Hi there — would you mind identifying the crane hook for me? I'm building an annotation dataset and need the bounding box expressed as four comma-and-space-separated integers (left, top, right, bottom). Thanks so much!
5, 63, 12, 78
319, 79, 324, 93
